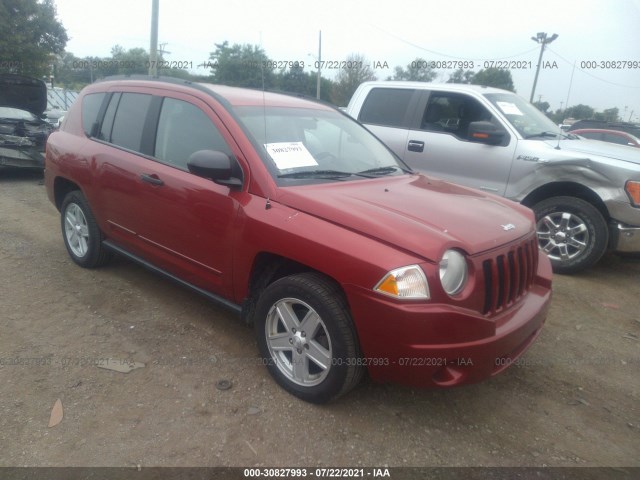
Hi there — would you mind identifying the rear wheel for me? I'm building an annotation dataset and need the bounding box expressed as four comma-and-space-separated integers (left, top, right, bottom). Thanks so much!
254, 272, 363, 403
60, 191, 111, 268
533, 196, 608, 274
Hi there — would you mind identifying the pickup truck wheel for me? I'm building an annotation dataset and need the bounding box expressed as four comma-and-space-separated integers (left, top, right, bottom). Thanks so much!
254, 272, 363, 403
60, 191, 112, 268
533, 196, 608, 274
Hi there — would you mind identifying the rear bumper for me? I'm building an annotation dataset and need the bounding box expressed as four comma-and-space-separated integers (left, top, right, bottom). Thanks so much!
345, 254, 552, 388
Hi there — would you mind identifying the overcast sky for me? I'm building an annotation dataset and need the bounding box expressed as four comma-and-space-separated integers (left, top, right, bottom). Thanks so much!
54, 0, 640, 119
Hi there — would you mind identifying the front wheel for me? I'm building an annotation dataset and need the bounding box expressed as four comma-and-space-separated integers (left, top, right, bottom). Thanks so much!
533, 196, 608, 274
254, 272, 363, 403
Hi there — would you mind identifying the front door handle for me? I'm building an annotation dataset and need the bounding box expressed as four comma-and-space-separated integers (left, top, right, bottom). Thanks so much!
140, 173, 164, 186
408, 140, 424, 152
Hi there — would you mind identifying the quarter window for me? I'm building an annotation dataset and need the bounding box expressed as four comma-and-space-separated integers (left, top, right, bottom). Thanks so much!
81, 93, 106, 137
154, 98, 231, 170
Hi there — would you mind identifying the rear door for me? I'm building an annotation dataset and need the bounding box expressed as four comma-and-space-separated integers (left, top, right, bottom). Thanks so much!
356, 87, 420, 158
91, 91, 157, 251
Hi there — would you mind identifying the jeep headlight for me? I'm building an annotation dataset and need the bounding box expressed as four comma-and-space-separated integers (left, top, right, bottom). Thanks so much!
374, 265, 430, 300
439, 250, 467, 296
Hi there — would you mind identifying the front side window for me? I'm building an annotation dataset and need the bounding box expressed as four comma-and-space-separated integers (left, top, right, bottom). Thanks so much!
234, 106, 407, 185
154, 98, 232, 169
420, 93, 495, 140
110, 93, 152, 152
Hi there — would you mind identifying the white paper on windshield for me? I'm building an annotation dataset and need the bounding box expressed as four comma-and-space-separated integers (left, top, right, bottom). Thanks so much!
265, 142, 318, 170
496, 101, 524, 116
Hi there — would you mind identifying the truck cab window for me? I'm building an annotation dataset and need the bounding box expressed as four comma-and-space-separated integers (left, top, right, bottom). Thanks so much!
420, 93, 494, 140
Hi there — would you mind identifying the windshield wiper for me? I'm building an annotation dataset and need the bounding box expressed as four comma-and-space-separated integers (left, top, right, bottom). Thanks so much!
524, 131, 561, 139
277, 169, 361, 179
525, 130, 575, 140
357, 165, 405, 176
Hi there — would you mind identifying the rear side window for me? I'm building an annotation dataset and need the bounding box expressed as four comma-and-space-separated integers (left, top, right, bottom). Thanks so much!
110, 93, 152, 152
359, 88, 416, 128
602, 132, 628, 145
81, 93, 106, 137
579, 131, 601, 141
154, 98, 232, 170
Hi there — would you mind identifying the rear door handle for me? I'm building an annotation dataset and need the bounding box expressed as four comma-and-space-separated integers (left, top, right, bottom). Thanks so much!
140, 173, 164, 186
408, 140, 424, 152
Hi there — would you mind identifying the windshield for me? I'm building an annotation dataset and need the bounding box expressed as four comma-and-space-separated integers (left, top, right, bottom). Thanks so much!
233, 106, 408, 184
484, 93, 562, 139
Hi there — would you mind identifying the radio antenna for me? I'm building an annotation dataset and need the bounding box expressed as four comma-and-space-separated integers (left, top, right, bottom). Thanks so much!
260, 31, 267, 148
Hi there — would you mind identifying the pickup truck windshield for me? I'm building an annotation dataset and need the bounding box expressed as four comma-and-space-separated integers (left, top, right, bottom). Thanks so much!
484, 93, 562, 139
234, 106, 407, 184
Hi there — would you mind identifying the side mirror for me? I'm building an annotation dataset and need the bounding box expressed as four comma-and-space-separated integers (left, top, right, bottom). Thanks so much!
187, 150, 242, 187
468, 121, 506, 146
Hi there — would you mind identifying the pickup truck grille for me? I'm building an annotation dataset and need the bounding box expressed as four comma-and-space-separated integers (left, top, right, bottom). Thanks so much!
482, 236, 539, 315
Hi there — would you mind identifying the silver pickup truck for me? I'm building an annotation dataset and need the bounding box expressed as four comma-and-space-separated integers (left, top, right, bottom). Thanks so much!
346, 81, 640, 273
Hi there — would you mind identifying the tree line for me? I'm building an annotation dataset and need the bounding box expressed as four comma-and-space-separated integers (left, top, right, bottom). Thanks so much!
49, 43, 517, 108
532, 101, 620, 125
0, 0, 628, 122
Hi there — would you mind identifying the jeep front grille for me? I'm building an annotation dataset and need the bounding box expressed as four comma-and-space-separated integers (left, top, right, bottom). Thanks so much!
482, 236, 538, 315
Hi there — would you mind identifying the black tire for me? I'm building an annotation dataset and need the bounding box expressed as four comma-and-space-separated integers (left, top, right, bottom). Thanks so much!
254, 272, 363, 403
60, 191, 112, 268
533, 196, 608, 274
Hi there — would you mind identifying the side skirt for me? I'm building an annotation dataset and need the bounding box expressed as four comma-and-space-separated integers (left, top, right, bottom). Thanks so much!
103, 240, 242, 316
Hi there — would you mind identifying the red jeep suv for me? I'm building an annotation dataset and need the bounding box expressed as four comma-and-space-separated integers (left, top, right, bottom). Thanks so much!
45, 76, 552, 403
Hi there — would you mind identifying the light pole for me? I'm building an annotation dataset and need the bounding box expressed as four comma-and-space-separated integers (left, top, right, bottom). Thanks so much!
316, 30, 322, 99
307, 31, 322, 99
529, 32, 558, 103
149, 0, 159, 76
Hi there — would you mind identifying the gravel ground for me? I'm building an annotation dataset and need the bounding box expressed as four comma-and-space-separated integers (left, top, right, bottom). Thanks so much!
0, 169, 638, 469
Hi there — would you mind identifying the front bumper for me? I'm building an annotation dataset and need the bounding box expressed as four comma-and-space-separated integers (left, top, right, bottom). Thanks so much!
606, 198, 640, 252
345, 254, 552, 388
609, 222, 640, 252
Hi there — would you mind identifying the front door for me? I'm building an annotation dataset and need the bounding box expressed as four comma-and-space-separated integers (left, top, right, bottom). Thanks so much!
133, 94, 244, 296
403, 91, 516, 196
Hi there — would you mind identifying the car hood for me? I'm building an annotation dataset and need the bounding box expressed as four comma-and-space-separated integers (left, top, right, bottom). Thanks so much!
547, 138, 640, 165
0, 74, 48, 116
276, 174, 535, 261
